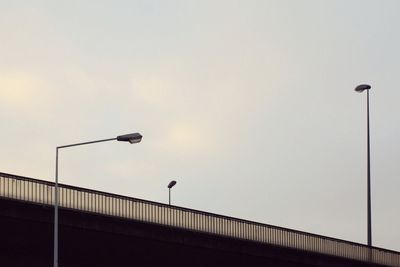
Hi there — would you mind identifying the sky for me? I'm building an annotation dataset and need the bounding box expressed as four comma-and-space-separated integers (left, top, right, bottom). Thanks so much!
1, 0, 399, 251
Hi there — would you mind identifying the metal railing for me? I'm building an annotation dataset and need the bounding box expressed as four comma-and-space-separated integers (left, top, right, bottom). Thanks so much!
0, 172, 399, 266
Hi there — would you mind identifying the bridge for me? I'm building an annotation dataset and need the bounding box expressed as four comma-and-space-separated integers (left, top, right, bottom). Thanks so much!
0, 172, 399, 266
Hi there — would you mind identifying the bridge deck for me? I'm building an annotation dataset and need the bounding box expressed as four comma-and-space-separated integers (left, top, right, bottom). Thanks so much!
0, 172, 399, 266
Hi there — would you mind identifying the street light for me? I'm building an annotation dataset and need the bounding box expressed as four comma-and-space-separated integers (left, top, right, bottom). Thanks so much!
54, 132, 142, 267
355, 84, 372, 247
167, 180, 177, 205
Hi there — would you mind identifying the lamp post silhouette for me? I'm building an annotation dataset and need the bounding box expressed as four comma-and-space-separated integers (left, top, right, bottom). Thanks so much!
54, 133, 142, 267
355, 84, 372, 247
167, 180, 177, 205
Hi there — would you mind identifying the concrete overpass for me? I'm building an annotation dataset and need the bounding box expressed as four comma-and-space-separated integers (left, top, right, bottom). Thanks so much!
0, 172, 399, 266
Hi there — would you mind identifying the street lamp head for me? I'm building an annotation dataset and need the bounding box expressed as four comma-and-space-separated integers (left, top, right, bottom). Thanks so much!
168, 180, 177, 189
355, 84, 371, 93
117, 133, 143, 144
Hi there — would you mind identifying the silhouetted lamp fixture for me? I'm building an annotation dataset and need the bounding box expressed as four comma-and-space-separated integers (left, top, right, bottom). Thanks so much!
355, 84, 371, 93
54, 132, 142, 267
354, 84, 372, 247
117, 133, 143, 144
168, 180, 177, 205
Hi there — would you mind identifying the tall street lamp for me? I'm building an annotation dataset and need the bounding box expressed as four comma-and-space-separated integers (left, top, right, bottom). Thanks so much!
355, 84, 372, 247
167, 180, 177, 205
54, 132, 142, 267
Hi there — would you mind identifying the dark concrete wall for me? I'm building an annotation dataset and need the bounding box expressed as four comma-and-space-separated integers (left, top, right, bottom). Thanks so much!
0, 198, 384, 267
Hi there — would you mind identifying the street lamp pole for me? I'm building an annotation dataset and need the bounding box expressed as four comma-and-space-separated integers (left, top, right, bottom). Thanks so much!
366, 88, 372, 247
53, 133, 142, 267
355, 84, 372, 247
167, 180, 177, 205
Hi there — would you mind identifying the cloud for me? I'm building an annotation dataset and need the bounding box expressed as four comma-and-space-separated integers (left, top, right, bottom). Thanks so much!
0, 71, 51, 110
131, 73, 175, 106
167, 122, 214, 154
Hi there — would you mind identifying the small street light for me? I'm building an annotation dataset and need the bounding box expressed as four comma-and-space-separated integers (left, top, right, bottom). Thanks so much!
167, 180, 177, 205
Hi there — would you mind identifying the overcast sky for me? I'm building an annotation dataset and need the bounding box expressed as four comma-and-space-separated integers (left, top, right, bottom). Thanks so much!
1, 0, 399, 251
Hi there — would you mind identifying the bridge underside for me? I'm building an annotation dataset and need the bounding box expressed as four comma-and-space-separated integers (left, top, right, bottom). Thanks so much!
0, 198, 382, 267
